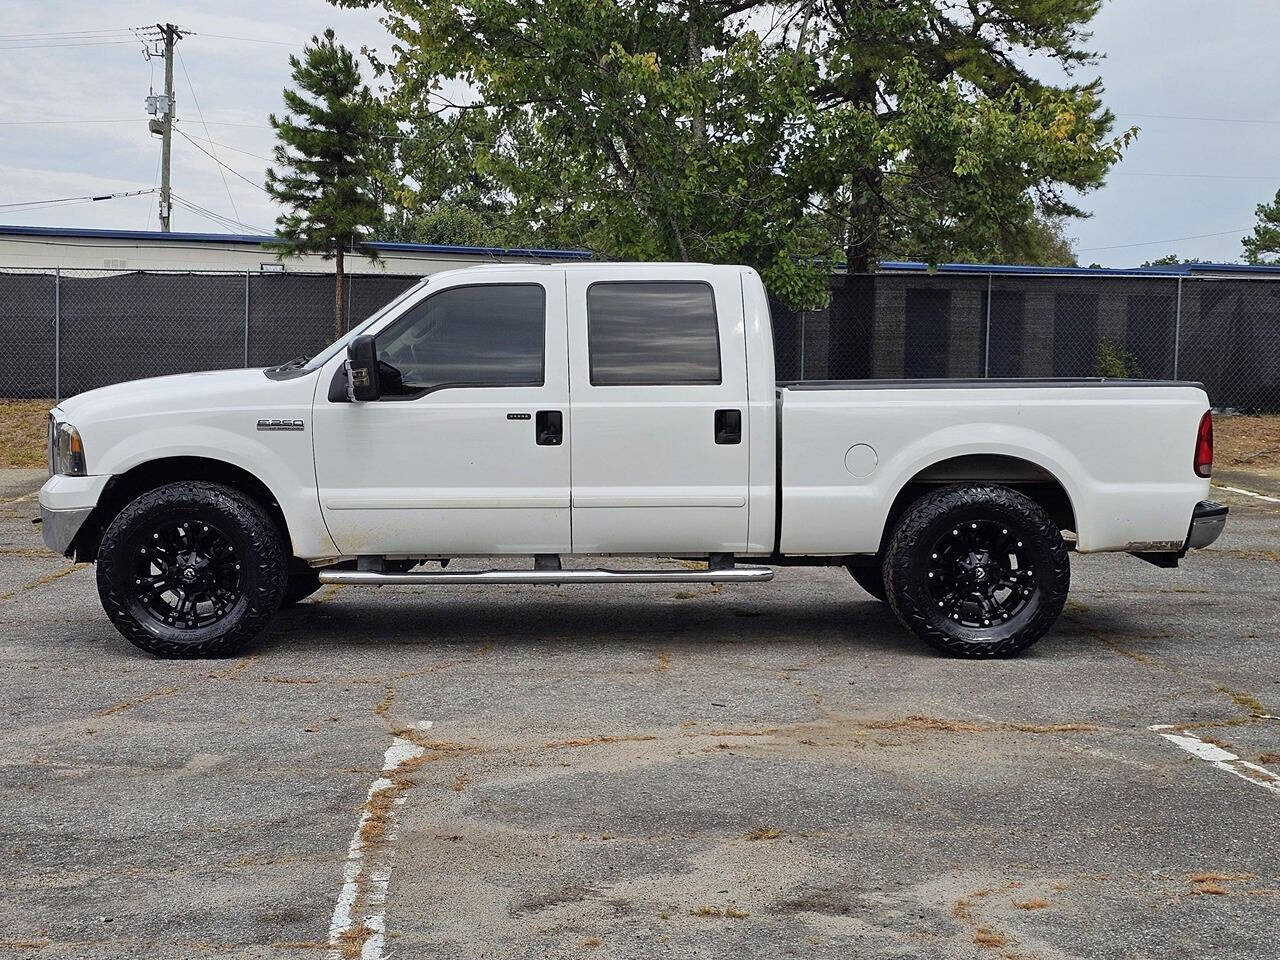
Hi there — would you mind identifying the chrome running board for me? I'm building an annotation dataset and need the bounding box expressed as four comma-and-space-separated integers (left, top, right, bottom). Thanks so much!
318, 566, 774, 586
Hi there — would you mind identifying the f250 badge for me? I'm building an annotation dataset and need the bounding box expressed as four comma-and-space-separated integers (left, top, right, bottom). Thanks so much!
256, 418, 305, 432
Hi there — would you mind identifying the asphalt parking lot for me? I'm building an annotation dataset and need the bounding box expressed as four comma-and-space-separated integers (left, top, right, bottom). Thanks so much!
1, 468, 1278, 960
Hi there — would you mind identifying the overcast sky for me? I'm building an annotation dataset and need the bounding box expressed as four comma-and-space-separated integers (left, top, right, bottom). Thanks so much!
1, 0, 1277, 267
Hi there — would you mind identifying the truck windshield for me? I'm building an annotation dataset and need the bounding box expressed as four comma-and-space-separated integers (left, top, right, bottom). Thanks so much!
301, 278, 430, 372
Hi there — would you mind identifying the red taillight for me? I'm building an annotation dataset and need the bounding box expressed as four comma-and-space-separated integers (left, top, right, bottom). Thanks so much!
1194, 411, 1213, 478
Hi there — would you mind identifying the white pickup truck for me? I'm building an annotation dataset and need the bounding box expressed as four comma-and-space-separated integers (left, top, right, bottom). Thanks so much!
39, 262, 1226, 659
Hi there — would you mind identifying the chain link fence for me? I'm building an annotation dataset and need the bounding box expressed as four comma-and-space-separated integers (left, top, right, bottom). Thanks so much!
2, 267, 1278, 410
771, 272, 1280, 411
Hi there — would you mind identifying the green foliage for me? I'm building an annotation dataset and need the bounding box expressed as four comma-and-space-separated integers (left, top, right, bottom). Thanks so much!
266, 29, 385, 264
337, 0, 1130, 306
1094, 337, 1141, 379
1140, 255, 1208, 267
1243, 189, 1280, 265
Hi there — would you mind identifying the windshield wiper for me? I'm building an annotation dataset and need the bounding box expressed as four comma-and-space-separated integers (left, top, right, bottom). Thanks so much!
270, 356, 309, 371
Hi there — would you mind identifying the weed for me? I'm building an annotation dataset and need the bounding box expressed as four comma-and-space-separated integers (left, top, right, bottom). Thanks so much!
973, 927, 1007, 948
1218, 685, 1265, 717
1013, 899, 1048, 910
866, 715, 983, 733
745, 826, 781, 840
545, 734, 658, 749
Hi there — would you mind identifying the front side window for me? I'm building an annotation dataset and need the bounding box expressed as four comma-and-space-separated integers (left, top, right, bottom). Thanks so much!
587, 281, 721, 385
376, 283, 545, 393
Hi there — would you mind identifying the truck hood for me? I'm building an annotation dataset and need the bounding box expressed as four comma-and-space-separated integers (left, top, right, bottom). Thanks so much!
54, 368, 321, 430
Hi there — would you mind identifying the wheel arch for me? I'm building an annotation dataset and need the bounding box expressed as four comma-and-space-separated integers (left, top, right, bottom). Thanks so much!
879, 453, 1078, 553
72, 456, 291, 562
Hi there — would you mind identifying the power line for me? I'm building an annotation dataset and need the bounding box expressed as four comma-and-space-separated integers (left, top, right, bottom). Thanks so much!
176, 128, 271, 193
0, 39, 141, 51
170, 192, 270, 235
1079, 227, 1250, 253
0, 118, 139, 124
0, 28, 133, 39
175, 130, 274, 164
176, 49, 243, 224
190, 32, 304, 47
1112, 171, 1279, 182
0, 188, 156, 212
1118, 111, 1280, 126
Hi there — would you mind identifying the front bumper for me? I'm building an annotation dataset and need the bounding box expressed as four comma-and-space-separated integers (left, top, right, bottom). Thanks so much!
37, 474, 110, 557
1185, 499, 1228, 550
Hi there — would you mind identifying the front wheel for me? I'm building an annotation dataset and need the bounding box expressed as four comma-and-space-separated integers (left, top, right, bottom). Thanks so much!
96, 481, 287, 658
883, 484, 1070, 658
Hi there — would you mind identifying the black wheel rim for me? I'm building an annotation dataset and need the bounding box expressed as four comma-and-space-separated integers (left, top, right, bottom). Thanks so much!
131, 520, 243, 630
926, 519, 1035, 629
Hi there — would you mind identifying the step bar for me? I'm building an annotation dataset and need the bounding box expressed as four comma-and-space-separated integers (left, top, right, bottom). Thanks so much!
318, 566, 775, 586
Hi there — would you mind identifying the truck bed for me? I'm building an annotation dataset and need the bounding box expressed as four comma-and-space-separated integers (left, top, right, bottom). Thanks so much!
775, 379, 1211, 556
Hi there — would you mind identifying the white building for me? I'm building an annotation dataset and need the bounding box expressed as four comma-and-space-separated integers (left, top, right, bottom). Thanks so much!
0, 224, 590, 274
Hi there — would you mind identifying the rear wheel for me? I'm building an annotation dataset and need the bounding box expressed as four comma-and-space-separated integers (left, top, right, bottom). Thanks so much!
883, 484, 1069, 658
96, 481, 287, 658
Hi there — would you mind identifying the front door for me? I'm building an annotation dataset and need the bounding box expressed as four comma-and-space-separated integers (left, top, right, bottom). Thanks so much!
566, 268, 750, 553
312, 273, 571, 556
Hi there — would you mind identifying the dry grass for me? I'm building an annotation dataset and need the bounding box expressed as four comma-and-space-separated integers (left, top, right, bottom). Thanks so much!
1216, 414, 1280, 470
972, 927, 1007, 948
582, 936, 603, 948
1218, 685, 1265, 717
1013, 898, 1049, 910
745, 825, 781, 841
544, 733, 658, 749
336, 922, 374, 959
0, 399, 49, 469
1257, 753, 1280, 765
690, 905, 748, 919
866, 715, 984, 733
1191, 880, 1228, 896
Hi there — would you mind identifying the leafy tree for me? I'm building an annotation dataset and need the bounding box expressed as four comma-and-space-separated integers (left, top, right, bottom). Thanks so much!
338, 0, 1129, 305
266, 29, 385, 340
1140, 255, 1208, 267
1243, 188, 1280, 265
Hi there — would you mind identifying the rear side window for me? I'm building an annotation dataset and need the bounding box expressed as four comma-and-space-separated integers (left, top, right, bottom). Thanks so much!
376, 284, 544, 392
587, 281, 721, 385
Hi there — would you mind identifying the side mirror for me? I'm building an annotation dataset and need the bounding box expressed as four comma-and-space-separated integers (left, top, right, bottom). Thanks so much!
346, 335, 381, 402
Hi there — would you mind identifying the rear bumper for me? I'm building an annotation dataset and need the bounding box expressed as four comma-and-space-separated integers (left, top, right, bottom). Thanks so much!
1185, 500, 1228, 550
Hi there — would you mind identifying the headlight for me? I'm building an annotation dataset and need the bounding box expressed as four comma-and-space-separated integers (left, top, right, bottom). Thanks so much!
50, 420, 87, 477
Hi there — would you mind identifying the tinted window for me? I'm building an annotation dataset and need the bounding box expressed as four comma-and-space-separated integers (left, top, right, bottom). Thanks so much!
376, 284, 544, 391
587, 282, 721, 385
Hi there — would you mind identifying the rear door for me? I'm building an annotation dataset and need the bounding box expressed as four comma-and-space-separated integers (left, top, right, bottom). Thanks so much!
566, 267, 750, 553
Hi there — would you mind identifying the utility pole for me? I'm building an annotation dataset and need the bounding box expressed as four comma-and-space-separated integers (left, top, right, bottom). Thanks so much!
140, 24, 187, 231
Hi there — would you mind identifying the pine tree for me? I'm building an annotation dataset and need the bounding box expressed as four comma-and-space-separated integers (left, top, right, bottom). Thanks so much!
266, 29, 384, 341
1243, 189, 1280, 265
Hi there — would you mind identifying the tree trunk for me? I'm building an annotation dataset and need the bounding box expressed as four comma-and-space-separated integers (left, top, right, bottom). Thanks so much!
845, 170, 882, 273
333, 243, 345, 342
686, 0, 705, 146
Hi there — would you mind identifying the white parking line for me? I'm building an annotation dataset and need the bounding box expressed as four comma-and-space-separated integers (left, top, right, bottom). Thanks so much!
329, 723, 431, 960
1213, 484, 1280, 504
1150, 725, 1280, 796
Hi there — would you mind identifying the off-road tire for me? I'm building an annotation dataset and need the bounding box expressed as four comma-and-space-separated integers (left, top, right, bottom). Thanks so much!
281, 563, 322, 608
847, 561, 888, 603
883, 484, 1070, 658
97, 481, 287, 658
